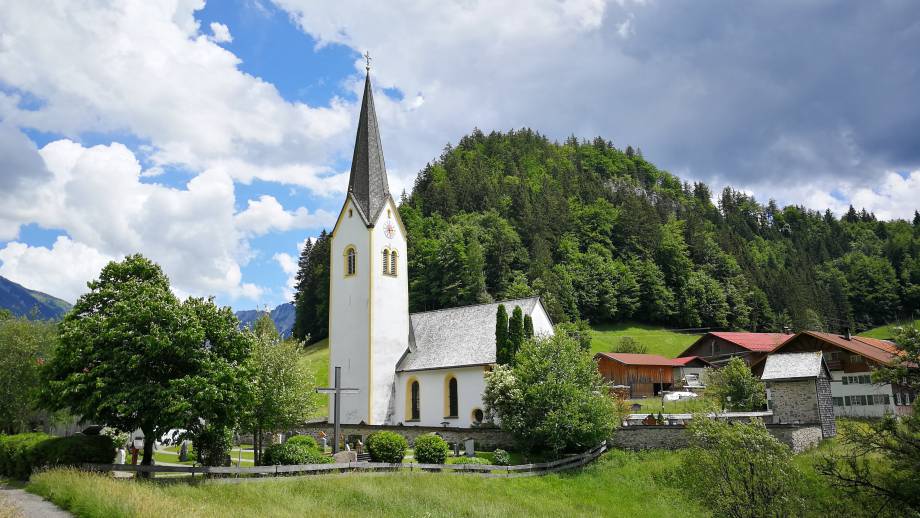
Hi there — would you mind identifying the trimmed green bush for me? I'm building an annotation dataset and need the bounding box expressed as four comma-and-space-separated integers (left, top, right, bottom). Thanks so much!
285, 435, 319, 451
31, 434, 116, 470
446, 456, 490, 465
0, 433, 115, 480
492, 449, 511, 466
262, 442, 331, 465
0, 433, 50, 479
365, 431, 407, 464
413, 434, 449, 464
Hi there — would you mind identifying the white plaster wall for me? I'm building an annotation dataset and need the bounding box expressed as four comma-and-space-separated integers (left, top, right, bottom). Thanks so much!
329, 198, 371, 424
395, 367, 489, 428
370, 199, 410, 425
529, 300, 555, 337
829, 370, 895, 418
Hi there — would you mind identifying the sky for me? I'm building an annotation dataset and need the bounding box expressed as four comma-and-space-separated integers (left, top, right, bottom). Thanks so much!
0, 0, 918, 310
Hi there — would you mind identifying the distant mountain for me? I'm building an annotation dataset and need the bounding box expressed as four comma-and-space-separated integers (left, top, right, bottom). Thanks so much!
235, 302, 296, 338
0, 275, 72, 320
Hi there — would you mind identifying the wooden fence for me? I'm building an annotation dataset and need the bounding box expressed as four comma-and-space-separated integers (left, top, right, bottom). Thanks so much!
81, 442, 608, 480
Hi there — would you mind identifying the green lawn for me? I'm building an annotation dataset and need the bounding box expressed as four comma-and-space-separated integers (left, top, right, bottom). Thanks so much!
625, 397, 717, 415
27, 450, 709, 518
859, 319, 920, 340
590, 322, 700, 358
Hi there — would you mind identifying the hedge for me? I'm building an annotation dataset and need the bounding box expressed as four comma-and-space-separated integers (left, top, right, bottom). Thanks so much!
285, 435, 319, 451
0, 433, 115, 480
365, 431, 407, 464
262, 443, 331, 465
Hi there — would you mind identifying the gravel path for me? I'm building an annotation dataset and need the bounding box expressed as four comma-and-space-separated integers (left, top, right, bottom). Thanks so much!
0, 487, 72, 518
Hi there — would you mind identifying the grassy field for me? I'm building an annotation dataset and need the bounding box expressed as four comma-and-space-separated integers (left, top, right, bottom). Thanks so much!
299, 338, 330, 418
27, 450, 709, 518
859, 319, 920, 340
625, 397, 717, 415
590, 322, 700, 357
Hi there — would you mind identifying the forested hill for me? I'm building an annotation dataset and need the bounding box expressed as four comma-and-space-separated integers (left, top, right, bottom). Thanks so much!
293, 129, 920, 342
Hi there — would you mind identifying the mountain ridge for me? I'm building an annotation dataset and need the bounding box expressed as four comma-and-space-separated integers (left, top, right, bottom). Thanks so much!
0, 275, 72, 320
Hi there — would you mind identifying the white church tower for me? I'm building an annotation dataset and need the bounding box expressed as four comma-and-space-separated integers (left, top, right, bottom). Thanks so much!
328, 64, 409, 425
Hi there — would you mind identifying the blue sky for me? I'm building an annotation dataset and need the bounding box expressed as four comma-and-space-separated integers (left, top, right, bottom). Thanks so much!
0, 0, 918, 310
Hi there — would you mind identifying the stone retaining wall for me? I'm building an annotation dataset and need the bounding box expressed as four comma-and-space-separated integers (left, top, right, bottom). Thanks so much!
610, 424, 823, 453
295, 422, 514, 450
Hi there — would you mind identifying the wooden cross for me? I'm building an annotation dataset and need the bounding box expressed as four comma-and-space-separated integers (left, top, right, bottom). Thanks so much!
364, 51, 372, 71
315, 366, 359, 454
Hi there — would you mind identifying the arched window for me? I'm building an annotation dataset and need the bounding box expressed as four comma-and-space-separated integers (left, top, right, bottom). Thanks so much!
382, 248, 389, 274
472, 408, 484, 424
390, 250, 398, 276
344, 247, 356, 277
410, 380, 420, 421
445, 376, 458, 418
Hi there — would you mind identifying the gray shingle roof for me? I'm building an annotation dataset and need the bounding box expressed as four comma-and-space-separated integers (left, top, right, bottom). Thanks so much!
347, 71, 390, 225
396, 297, 543, 372
761, 351, 828, 380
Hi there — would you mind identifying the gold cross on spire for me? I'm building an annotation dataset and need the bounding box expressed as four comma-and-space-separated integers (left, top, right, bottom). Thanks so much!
364, 51, 372, 72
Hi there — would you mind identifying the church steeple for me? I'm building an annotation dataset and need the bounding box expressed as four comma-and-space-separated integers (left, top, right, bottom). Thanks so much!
347, 64, 390, 224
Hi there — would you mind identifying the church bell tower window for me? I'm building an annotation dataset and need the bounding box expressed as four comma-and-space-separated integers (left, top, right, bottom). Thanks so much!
390, 250, 398, 276
382, 249, 389, 274
344, 247, 357, 277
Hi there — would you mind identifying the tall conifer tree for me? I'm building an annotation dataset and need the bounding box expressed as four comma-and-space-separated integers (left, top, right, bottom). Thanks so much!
495, 304, 509, 364
509, 306, 525, 360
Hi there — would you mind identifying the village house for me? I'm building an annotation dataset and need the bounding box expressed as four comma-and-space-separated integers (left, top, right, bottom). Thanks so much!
677, 331, 792, 366
759, 331, 915, 417
326, 67, 554, 428
594, 352, 711, 398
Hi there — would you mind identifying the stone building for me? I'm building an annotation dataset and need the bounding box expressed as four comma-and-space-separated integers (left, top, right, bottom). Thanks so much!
761, 331, 915, 418
761, 351, 836, 438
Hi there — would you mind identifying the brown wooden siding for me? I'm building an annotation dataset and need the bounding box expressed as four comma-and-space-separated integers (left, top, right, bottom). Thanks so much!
680, 337, 766, 366
597, 357, 674, 397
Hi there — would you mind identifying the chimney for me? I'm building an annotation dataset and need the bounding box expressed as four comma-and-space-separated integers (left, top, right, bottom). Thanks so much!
844, 327, 851, 340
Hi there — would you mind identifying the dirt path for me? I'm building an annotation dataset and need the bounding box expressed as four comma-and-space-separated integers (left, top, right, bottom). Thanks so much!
0, 487, 72, 518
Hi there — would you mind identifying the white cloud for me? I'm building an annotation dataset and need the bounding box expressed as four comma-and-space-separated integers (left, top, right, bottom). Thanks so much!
0, 139, 325, 303
0, 237, 113, 302
0, 0, 351, 192
209, 22, 232, 43
235, 195, 336, 236
273, 252, 297, 301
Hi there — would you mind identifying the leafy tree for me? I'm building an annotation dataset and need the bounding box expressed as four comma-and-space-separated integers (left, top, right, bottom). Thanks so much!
704, 357, 766, 411
680, 270, 729, 328
41, 255, 251, 472
612, 336, 647, 354
0, 317, 58, 433
508, 305, 525, 359
253, 312, 280, 343
676, 417, 806, 517
483, 333, 615, 455
243, 334, 316, 465
495, 304, 510, 365
817, 325, 920, 517
554, 319, 592, 351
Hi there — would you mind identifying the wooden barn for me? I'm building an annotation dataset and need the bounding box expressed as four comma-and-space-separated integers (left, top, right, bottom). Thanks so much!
677, 332, 792, 366
594, 353, 709, 398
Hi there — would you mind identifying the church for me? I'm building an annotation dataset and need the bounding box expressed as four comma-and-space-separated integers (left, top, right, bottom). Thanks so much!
327, 67, 555, 428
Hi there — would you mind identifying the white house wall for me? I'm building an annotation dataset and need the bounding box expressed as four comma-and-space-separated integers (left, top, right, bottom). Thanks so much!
829, 370, 896, 418
328, 198, 372, 424
395, 366, 489, 428
529, 301, 555, 337
369, 199, 410, 425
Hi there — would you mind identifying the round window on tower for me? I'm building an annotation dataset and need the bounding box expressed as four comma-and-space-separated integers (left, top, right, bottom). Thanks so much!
472, 408, 484, 424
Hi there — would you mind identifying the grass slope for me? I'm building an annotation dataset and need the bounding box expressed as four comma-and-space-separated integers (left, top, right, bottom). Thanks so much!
299, 338, 329, 418
590, 322, 700, 358
27, 451, 708, 518
859, 319, 920, 340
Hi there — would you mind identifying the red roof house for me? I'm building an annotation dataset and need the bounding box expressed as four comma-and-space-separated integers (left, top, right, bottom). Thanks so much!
678, 332, 793, 366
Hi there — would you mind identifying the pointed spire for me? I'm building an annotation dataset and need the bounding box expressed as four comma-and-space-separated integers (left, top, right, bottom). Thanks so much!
348, 63, 389, 224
